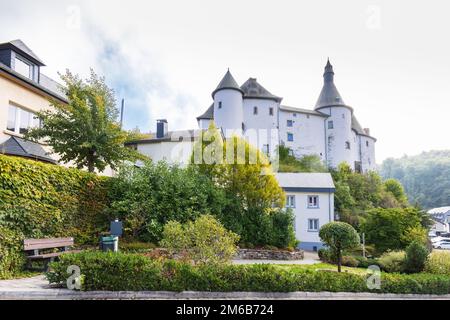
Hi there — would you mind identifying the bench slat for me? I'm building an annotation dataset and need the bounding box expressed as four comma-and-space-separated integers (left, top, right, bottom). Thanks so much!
23, 237, 74, 250
27, 250, 81, 260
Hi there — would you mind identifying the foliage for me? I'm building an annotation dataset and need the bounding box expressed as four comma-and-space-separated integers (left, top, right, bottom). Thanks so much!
25, 69, 140, 172
319, 222, 360, 272
378, 251, 406, 273
108, 160, 226, 243
278, 146, 328, 173
160, 215, 239, 265
0, 155, 110, 277
341, 255, 359, 268
119, 241, 157, 253
425, 251, 450, 275
47, 251, 450, 294
380, 150, 450, 209
361, 207, 429, 254
0, 227, 25, 279
190, 124, 294, 248
404, 241, 429, 274
331, 163, 409, 229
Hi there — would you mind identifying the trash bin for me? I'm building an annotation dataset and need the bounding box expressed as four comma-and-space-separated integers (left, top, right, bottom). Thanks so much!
100, 235, 118, 252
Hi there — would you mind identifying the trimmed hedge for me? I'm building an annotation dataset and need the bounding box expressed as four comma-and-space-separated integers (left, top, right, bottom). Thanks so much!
47, 251, 450, 294
0, 155, 111, 278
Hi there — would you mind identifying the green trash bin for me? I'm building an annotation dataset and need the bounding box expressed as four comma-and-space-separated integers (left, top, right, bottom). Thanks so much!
100, 235, 118, 252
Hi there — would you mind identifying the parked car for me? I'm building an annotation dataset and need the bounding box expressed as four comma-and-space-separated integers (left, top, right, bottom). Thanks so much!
432, 240, 450, 249
431, 236, 450, 243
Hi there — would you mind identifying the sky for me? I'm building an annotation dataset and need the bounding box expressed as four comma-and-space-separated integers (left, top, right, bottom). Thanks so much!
1, 0, 449, 163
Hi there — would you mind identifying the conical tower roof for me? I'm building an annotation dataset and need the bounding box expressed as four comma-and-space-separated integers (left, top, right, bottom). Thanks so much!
315, 59, 345, 109
211, 69, 244, 98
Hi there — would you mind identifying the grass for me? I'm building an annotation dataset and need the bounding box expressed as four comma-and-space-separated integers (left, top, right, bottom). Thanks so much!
273, 263, 369, 275
0, 270, 41, 280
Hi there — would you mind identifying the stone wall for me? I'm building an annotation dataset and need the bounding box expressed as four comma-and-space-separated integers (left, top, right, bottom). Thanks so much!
236, 248, 304, 260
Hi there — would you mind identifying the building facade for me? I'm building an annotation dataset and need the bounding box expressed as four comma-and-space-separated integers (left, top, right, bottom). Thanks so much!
276, 173, 335, 251
197, 60, 377, 172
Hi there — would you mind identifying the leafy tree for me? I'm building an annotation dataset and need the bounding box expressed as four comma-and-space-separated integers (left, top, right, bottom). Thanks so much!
404, 241, 429, 273
278, 146, 328, 173
26, 69, 139, 172
383, 179, 408, 206
160, 214, 240, 265
319, 222, 360, 272
361, 207, 429, 254
108, 161, 226, 242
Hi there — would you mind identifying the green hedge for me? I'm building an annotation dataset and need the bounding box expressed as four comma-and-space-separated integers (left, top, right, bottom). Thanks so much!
0, 155, 111, 278
47, 251, 450, 294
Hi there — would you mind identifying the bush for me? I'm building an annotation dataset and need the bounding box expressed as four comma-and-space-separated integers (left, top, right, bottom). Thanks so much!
160, 215, 240, 265
425, 251, 450, 275
378, 250, 405, 273
341, 255, 359, 268
353, 256, 380, 269
119, 241, 157, 253
403, 241, 429, 274
47, 251, 450, 294
318, 248, 336, 264
0, 155, 110, 277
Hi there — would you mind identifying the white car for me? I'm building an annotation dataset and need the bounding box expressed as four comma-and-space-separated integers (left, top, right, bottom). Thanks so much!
433, 240, 450, 250
431, 236, 450, 243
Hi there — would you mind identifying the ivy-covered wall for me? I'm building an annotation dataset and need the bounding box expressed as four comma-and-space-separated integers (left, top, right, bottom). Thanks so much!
0, 155, 110, 278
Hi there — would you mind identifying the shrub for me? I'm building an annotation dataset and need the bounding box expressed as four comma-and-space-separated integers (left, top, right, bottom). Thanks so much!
47, 251, 450, 294
319, 222, 360, 272
341, 255, 359, 268
0, 155, 110, 277
425, 251, 450, 275
378, 250, 405, 273
119, 241, 157, 253
318, 248, 336, 264
160, 215, 240, 265
404, 241, 429, 274
353, 256, 380, 269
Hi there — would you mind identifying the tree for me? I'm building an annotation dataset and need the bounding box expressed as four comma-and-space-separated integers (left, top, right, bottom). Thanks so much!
278, 146, 328, 173
319, 222, 360, 272
160, 215, 240, 265
404, 241, 429, 273
26, 69, 139, 172
361, 207, 429, 254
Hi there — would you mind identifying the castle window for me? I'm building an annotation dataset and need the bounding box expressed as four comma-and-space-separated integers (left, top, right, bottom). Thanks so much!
263, 144, 270, 155
293, 113, 297, 117
366, 141, 369, 147
328, 121, 334, 129
345, 141, 351, 149
307, 114, 310, 119
287, 120, 293, 127
287, 133, 294, 142
269, 107, 274, 116
253, 106, 258, 115
218, 101, 222, 109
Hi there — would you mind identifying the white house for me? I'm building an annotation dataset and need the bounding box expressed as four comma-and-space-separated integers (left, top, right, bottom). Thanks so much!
276, 172, 335, 251
428, 207, 450, 234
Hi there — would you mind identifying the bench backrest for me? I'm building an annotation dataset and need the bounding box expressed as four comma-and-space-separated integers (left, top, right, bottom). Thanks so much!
23, 238, 74, 251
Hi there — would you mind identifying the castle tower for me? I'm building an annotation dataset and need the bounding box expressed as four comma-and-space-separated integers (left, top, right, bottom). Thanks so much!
315, 59, 354, 169
211, 69, 244, 137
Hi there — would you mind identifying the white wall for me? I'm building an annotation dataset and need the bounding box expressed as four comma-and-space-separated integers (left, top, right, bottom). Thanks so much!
360, 135, 376, 172
137, 140, 194, 166
285, 191, 334, 250
278, 110, 326, 161
214, 89, 243, 137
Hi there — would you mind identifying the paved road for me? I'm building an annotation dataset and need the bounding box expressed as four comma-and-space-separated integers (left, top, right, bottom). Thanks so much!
1, 275, 450, 300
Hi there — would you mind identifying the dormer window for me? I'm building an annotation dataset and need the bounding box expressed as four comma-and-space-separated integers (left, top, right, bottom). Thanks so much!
14, 55, 32, 79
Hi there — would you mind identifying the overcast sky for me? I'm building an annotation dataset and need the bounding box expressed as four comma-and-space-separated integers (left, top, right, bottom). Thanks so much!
1, 0, 449, 163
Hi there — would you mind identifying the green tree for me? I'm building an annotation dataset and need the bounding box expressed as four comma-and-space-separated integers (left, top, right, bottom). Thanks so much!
383, 179, 408, 206
278, 146, 328, 173
26, 69, 139, 172
319, 222, 360, 272
404, 241, 429, 273
160, 214, 240, 265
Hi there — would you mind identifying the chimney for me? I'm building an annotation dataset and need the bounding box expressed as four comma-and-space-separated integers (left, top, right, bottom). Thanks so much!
364, 128, 370, 136
156, 119, 168, 138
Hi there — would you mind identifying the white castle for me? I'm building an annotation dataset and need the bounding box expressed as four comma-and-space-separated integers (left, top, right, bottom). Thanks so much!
196, 60, 376, 172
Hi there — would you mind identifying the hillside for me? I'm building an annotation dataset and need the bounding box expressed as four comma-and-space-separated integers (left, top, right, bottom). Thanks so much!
380, 150, 450, 209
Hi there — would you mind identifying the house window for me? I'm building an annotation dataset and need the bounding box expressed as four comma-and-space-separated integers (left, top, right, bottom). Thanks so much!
269, 107, 274, 116
345, 141, 351, 149
286, 195, 295, 208
6, 104, 39, 134
308, 219, 319, 231
218, 101, 222, 109
263, 144, 270, 155
293, 113, 297, 117
253, 106, 258, 115
328, 121, 334, 129
287, 133, 294, 142
287, 120, 293, 127
307, 195, 319, 208
14, 56, 32, 79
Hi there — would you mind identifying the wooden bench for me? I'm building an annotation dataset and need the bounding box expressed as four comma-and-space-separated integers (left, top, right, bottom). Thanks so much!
23, 237, 76, 271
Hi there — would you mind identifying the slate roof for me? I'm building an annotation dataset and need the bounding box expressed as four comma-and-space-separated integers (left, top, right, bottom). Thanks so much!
211, 70, 244, 98
197, 103, 214, 120
275, 173, 335, 191
1, 39, 45, 66
279, 105, 329, 117
315, 59, 346, 109
0, 136, 56, 163
240, 78, 282, 102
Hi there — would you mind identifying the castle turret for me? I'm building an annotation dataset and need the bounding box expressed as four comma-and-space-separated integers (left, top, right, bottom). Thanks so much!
212, 69, 244, 137
315, 59, 354, 169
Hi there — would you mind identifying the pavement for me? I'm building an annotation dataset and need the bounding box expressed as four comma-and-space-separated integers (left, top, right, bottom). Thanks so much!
233, 250, 320, 265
